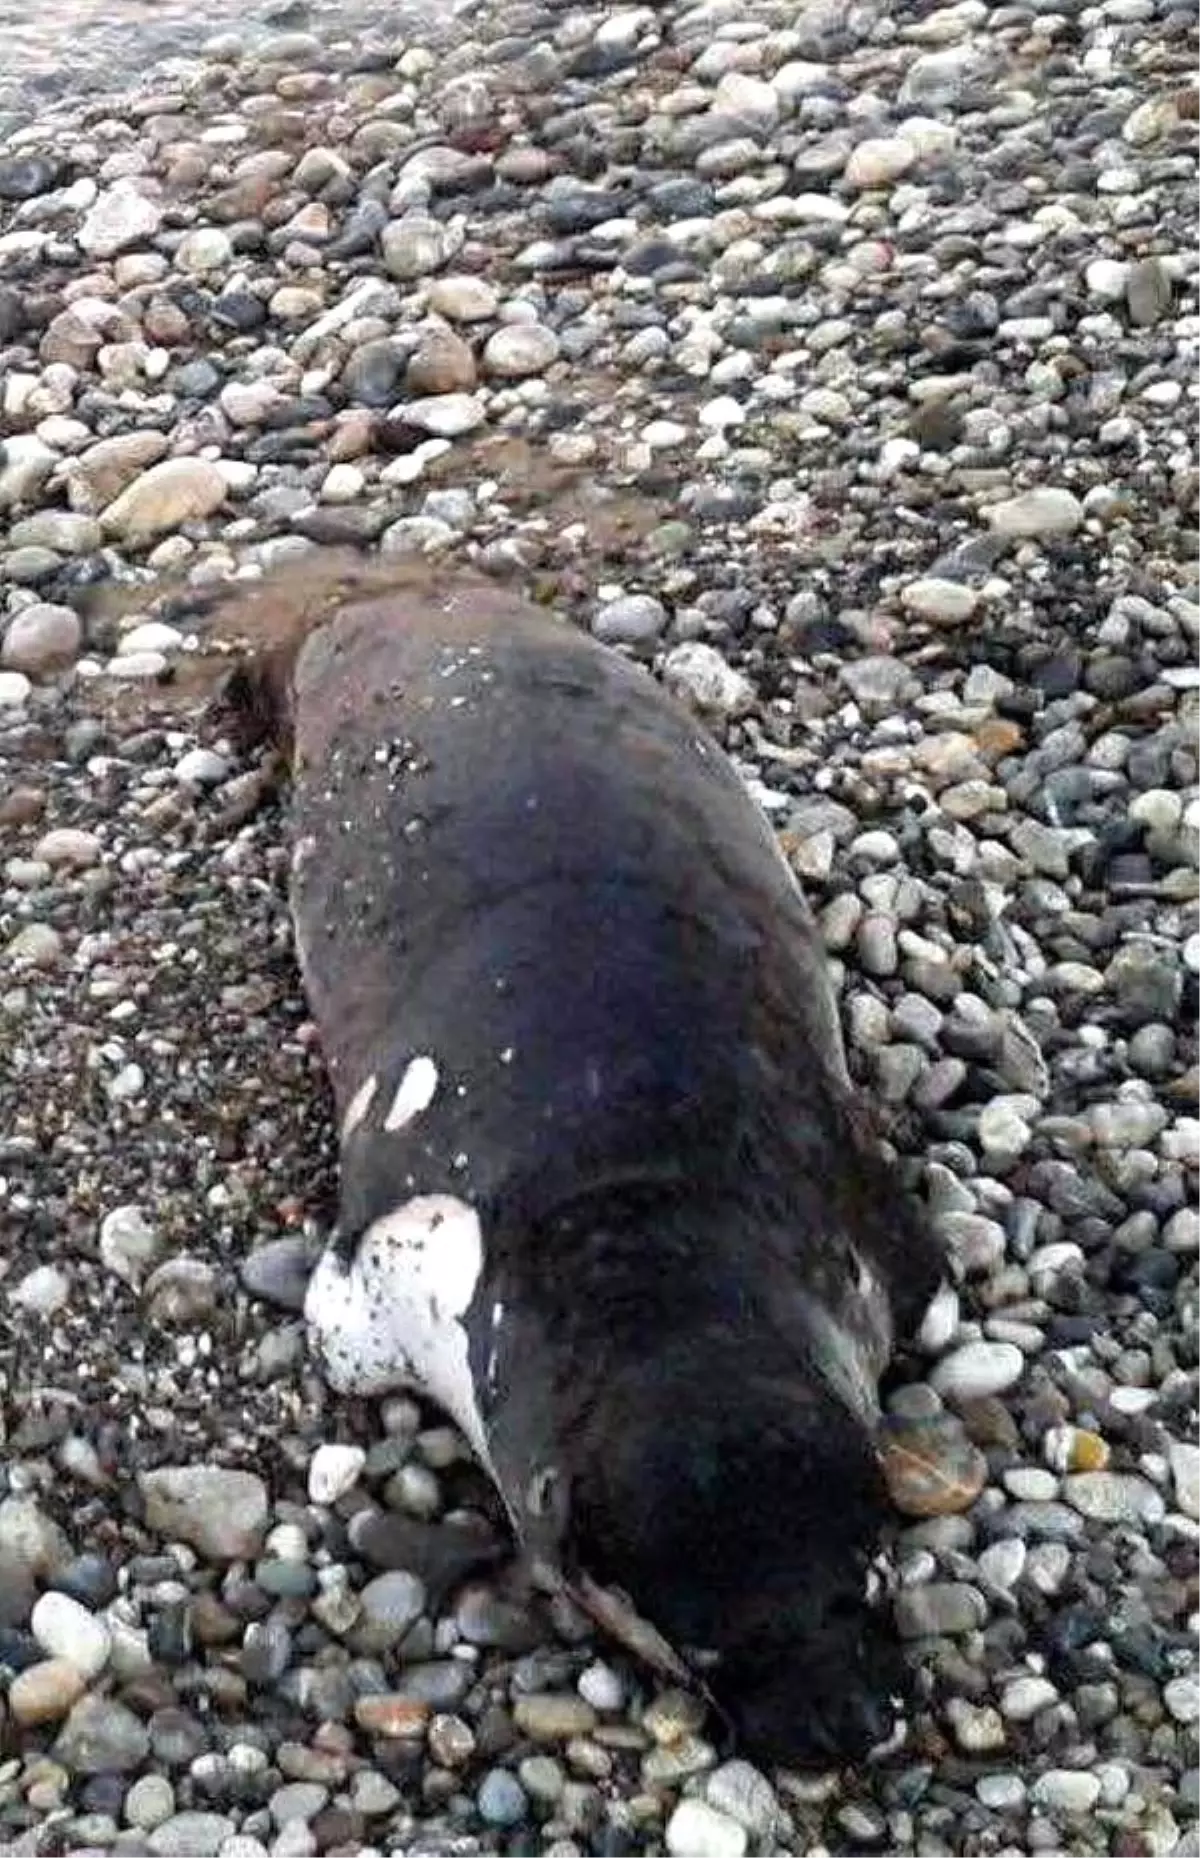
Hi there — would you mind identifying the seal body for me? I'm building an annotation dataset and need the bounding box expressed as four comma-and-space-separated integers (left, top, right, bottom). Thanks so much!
275, 575, 943, 1763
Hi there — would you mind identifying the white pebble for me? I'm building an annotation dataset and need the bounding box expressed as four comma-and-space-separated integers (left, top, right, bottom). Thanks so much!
1163, 1677, 1199, 1724
916, 1280, 960, 1355
930, 1340, 1025, 1403
31, 1591, 111, 1682
900, 577, 978, 625
977, 1538, 1026, 1591
174, 747, 232, 787
666, 1799, 748, 1858
1031, 1769, 1102, 1815
265, 1522, 310, 1562
98, 1204, 160, 1287
9, 1264, 70, 1316
577, 1662, 625, 1712
976, 1773, 1026, 1810
118, 621, 185, 656
308, 1443, 366, 1506
320, 464, 365, 503
1001, 1674, 1058, 1722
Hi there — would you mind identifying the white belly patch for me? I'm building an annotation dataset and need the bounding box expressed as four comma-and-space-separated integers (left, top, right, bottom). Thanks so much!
304, 1194, 492, 1471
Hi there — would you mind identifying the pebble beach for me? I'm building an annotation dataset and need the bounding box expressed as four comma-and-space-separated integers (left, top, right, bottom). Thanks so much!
0, 0, 1197, 1852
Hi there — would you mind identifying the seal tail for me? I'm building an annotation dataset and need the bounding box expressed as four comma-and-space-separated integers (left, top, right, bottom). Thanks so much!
199, 549, 395, 763
199, 549, 514, 763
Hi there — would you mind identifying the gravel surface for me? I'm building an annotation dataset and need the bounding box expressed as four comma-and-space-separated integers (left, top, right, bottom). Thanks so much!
0, 0, 1197, 1853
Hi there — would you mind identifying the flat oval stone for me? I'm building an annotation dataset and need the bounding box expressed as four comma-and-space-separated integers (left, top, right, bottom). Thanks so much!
880, 1412, 988, 1517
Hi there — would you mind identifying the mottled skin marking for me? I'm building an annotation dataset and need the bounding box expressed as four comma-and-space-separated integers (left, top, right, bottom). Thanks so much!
266, 573, 945, 1767
305, 1193, 492, 1471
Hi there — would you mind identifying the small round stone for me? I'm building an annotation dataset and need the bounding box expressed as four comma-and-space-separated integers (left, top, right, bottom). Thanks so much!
577, 1662, 625, 1712
930, 1341, 1026, 1403
9, 1659, 87, 1726
881, 1412, 988, 1517
592, 594, 667, 648
482, 324, 560, 378
307, 1443, 366, 1506
1001, 1675, 1059, 1722
1163, 1678, 1199, 1724
124, 1774, 176, 1831
511, 1695, 597, 1740
31, 1591, 111, 1681
666, 1798, 749, 1858
477, 1768, 528, 1827
1, 602, 82, 674
1031, 1770, 1102, 1815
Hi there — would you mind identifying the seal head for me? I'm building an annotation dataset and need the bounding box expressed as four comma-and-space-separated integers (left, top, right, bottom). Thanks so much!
569, 1349, 906, 1762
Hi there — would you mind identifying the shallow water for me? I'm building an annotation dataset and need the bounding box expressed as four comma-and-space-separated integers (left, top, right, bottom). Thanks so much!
0, 0, 442, 120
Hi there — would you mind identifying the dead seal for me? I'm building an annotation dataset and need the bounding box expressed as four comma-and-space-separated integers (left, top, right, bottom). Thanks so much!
219, 562, 945, 1766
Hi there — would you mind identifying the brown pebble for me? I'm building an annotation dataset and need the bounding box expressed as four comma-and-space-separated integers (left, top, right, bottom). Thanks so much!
9, 1659, 87, 1726
328, 411, 377, 462
880, 1412, 989, 1517
957, 1395, 1021, 1451
165, 151, 213, 192
405, 328, 478, 396
0, 786, 47, 826
353, 1695, 431, 1738
313, 1721, 355, 1756
310, 1806, 364, 1850
512, 1694, 598, 1741
495, 146, 556, 185
208, 174, 277, 223
973, 718, 1026, 760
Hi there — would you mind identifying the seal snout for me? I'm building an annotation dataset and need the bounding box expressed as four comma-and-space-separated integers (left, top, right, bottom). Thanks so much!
724, 1596, 907, 1768
707, 1531, 911, 1767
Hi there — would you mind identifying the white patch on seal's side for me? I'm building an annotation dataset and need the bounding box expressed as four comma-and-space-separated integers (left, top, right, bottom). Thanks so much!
304, 1194, 492, 1472
384, 1055, 440, 1132
341, 1073, 378, 1140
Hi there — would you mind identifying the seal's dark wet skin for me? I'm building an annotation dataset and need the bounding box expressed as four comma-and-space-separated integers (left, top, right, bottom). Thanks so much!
222, 563, 945, 1768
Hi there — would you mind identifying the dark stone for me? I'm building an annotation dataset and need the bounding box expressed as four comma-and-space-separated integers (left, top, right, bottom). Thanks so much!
541, 189, 631, 235
147, 1602, 193, 1667
240, 1237, 317, 1313
263, 394, 333, 429
211, 291, 268, 333
326, 198, 391, 260
171, 359, 223, 398
0, 286, 26, 342
292, 506, 389, 547
0, 1626, 41, 1672
644, 177, 716, 221
148, 1706, 211, 1768
341, 339, 405, 407
78, 1775, 126, 1819
51, 1554, 118, 1609
564, 41, 639, 77
0, 154, 63, 199
941, 291, 1000, 339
